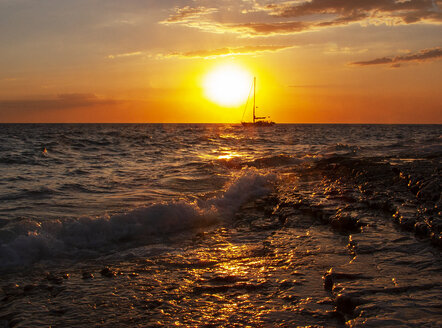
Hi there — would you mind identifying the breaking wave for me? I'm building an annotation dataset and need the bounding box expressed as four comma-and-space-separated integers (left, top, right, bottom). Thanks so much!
0, 169, 274, 269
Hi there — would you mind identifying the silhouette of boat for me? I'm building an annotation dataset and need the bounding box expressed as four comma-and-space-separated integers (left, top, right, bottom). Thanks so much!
241, 77, 275, 127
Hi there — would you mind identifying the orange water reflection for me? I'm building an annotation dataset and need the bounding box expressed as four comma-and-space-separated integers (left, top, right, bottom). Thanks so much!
199, 148, 253, 162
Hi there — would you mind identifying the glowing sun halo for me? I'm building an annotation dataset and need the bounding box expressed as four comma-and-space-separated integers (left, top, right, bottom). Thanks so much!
203, 64, 252, 107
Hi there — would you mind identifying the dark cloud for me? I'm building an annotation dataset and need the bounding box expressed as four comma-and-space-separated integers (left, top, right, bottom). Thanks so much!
351, 47, 442, 66
0, 94, 117, 111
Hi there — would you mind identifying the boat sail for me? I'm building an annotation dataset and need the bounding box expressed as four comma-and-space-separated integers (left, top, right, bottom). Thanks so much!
241, 77, 275, 127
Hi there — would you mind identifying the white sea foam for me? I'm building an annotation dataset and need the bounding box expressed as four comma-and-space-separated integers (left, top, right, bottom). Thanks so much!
0, 169, 274, 269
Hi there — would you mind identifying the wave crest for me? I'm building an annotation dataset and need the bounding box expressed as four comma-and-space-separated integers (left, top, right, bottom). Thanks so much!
0, 169, 274, 269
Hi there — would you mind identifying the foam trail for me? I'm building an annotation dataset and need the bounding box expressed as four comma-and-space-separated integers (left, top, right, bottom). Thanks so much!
0, 169, 274, 269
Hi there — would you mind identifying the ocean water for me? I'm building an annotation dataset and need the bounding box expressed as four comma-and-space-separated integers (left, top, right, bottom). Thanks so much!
0, 123, 441, 327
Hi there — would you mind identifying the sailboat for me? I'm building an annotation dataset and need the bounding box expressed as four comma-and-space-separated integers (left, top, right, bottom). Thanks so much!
241, 77, 275, 127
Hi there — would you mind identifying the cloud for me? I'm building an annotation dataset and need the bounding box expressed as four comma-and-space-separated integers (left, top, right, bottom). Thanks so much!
351, 46, 442, 66
228, 21, 310, 36
166, 45, 293, 58
267, 0, 442, 24
161, 0, 442, 37
107, 51, 143, 59
161, 6, 218, 23
0, 94, 117, 111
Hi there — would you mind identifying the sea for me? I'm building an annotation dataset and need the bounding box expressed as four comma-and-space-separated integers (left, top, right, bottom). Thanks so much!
0, 123, 441, 327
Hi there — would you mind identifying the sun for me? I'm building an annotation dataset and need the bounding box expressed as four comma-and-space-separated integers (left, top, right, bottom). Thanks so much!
203, 64, 252, 107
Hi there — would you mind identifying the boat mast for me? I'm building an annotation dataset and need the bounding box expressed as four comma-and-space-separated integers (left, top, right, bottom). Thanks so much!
253, 76, 256, 123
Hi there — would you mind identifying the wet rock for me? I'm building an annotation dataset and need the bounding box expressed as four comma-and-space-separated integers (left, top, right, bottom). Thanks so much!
82, 272, 94, 279
278, 214, 287, 225
323, 271, 334, 291
430, 217, 442, 233
23, 284, 36, 293
193, 285, 231, 294
330, 213, 361, 233
38, 283, 52, 291
323, 268, 366, 292
100, 267, 116, 278
278, 279, 301, 289
409, 180, 421, 195
208, 275, 244, 284
398, 216, 415, 230
391, 167, 401, 175
144, 299, 163, 310
291, 270, 303, 276
50, 307, 67, 316
2, 284, 21, 297
46, 273, 63, 284
281, 293, 298, 303
414, 221, 430, 236
416, 180, 440, 202
264, 206, 274, 216
49, 285, 65, 297
392, 211, 401, 224
335, 293, 358, 315
264, 194, 279, 206
347, 236, 357, 255
318, 297, 334, 305
430, 232, 442, 248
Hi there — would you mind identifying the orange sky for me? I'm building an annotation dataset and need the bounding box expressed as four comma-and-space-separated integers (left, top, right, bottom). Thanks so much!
0, 0, 441, 123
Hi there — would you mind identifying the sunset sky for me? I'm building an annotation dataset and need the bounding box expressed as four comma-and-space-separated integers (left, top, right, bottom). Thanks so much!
0, 0, 441, 123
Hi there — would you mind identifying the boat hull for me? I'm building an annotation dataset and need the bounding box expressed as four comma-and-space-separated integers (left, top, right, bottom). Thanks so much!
241, 121, 275, 127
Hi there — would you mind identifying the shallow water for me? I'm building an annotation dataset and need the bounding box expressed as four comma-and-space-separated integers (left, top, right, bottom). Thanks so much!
0, 124, 441, 327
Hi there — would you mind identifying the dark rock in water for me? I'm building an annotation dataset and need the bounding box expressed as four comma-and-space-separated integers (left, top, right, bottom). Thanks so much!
323, 271, 334, 291
23, 284, 37, 293
347, 236, 357, 255
265, 194, 279, 206
2, 284, 21, 297
323, 268, 366, 292
391, 167, 401, 175
82, 272, 94, 279
100, 267, 116, 278
335, 293, 357, 315
330, 212, 361, 233
281, 293, 298, 303
392, 211, 401, 224
409, 180, 421, 195
399, 216, 415, 230
62, 273, 70, 280
144, 299, 163, 310
50, 307, 67, 316
430, 217, 442, 233
414, 221, 430, 236
278, 279, 301, 289
430, 232, 442, 248
46, 273, 63, 284
208, 275, 244, 284
417, 180, 440, 202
